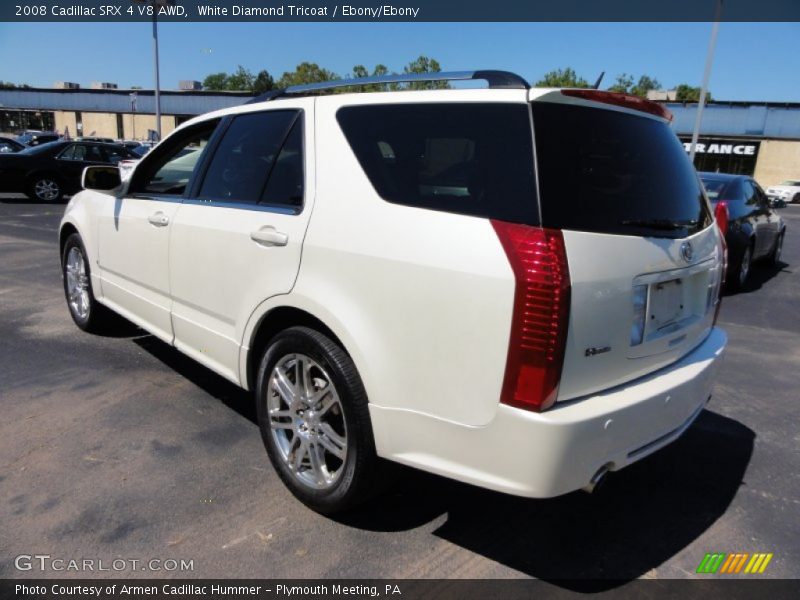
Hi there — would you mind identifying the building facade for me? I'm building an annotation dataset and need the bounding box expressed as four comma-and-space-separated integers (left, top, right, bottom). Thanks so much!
667, 100, 800, 187
0, 87, 254, 141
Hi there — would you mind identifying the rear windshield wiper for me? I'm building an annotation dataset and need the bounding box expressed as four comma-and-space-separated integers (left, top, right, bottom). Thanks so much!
620, 218, 699, 230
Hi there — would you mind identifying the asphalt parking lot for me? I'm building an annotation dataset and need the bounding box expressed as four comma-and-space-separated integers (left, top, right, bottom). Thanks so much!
0, 196, 798, 588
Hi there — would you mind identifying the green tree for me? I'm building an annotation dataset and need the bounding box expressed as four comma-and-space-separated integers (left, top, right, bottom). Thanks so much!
253, 70, 275, 94
202, 72, 229, 91
403, 55, 448, 90
631, 75, 661, 98
675, 83, 712, 102
608, 73, 634, 93
277, 62, 339, 89
534, 67, 590, 88
347, 63, 397, 92
226, 65, 255, 91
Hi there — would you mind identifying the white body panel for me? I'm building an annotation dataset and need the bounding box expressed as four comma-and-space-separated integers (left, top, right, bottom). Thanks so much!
96, 197, 181, 343
168, 100, 316, 382
60, 86, 728, 498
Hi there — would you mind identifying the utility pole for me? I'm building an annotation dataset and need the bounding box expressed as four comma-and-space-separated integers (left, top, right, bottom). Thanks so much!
689, 0, 723, 165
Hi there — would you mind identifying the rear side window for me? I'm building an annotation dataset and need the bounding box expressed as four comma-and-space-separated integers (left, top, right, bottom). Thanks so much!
337, 103, 538, 225
532, 102, 711, 238
198, 110, 298, 205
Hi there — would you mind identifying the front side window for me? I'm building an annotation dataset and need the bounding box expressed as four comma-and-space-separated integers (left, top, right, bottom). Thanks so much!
130, 120, 219, 196
103, 145, 134, 165
58, 144, 78, 160
198, 110, 299, 205
337, 103, 538, 224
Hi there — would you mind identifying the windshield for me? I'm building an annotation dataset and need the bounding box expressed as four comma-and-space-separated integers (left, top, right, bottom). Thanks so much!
780, 180, 800, 186
532, 101, 712, 238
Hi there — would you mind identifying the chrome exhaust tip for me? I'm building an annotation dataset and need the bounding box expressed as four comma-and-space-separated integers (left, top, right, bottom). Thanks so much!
582, 465, 611, 494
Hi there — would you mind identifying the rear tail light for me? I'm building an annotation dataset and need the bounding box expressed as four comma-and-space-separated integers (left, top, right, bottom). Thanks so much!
714, 201, 729, 236
560, 89, 673, 121
491, 221, 571, 412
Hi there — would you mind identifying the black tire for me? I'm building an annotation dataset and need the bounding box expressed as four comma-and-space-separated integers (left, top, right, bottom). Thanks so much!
793, 193, 800, 204
61, 233, 113, 333
27, 174, 64, 203
255, 326, 380, 514
729, 242, 753, 292
769, 231, 785, 265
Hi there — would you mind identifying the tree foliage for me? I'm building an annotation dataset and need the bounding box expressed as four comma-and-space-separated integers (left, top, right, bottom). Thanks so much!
200, 56, 449, 95
607, 73, 662, 97
276, 62, 339, 89
534, 68, 590, 88
675, 83, 712, 102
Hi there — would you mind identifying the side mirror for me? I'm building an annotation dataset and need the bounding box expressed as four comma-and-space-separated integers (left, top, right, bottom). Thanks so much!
82, 165, 121, 192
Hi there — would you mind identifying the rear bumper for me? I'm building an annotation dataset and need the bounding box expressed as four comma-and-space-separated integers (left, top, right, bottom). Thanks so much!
370, 326, 727, 498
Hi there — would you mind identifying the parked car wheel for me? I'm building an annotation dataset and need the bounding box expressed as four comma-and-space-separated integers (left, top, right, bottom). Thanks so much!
256, 326, 379, 514
61, 234, 112, 332
731, 243, 753, 291
28, 174, 63, 203
769, 231, 785, 264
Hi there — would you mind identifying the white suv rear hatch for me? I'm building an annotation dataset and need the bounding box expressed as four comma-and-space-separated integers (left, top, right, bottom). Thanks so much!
530, 90, 723, 402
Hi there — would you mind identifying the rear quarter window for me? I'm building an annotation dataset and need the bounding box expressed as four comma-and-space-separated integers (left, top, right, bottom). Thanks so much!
337, 103, 538, 225
532, 102, 711, 238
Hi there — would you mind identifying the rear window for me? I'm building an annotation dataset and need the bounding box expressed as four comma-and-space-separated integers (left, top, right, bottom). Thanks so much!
337, 103, 538, 225
532, 102, 711, 238
700, 178, 729, 201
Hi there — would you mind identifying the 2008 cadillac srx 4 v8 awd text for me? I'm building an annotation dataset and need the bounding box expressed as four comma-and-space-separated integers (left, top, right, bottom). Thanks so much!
59, 70, 727, 514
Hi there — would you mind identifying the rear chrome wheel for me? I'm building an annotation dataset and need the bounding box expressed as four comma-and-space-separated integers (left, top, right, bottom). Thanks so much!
267, 353, 348, 490
256, 326, 382, 514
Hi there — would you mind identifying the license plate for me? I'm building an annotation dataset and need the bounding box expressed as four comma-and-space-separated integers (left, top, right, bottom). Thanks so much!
649, 278, 686, 332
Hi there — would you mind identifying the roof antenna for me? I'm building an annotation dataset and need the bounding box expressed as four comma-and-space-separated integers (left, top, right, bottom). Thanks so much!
592, 71, 605, 89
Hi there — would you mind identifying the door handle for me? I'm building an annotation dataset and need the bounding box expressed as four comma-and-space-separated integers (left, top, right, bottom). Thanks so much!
148, 212, 169, 227
250, 227, 288, 247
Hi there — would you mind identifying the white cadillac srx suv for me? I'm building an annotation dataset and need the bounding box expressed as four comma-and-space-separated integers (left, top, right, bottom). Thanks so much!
59, 70, 727, 514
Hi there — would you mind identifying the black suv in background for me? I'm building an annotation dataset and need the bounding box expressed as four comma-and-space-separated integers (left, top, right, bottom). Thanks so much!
700, 172, 786, 290
0, 140, 138, 202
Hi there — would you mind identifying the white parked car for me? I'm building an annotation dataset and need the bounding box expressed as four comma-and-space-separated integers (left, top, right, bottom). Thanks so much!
59, 71, 727, 514
765, 180, 800, 204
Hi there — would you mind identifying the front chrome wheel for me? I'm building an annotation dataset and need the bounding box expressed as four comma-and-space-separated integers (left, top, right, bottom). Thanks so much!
65, 246, 90, 321
34, 178, 60, 202
267, 353, 348, 490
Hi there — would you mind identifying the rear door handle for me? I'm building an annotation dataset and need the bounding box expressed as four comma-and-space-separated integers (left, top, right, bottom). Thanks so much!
250, 227, 288, 247
148, 212, 169, 227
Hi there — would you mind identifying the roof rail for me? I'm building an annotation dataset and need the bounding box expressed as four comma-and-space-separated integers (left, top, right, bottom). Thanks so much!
246, 70, 529, 104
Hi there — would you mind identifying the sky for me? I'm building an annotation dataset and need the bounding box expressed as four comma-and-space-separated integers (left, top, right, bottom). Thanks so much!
0, 22, 799, 101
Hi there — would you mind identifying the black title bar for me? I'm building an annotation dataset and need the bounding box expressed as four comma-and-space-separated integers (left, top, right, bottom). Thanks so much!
3, 0, 800, 22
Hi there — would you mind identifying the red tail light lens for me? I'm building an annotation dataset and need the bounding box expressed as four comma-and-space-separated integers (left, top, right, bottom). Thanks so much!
560, 89, 673, 121
714, 201, 729, 237
491, 221, 571, 412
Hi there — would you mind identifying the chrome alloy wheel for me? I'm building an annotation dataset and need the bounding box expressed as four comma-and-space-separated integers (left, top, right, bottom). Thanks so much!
65, 246, 90, 320
774, 234, 784, 262
34, 178, 60, 201
739, 246, 752, 286
267, 353, 348, 490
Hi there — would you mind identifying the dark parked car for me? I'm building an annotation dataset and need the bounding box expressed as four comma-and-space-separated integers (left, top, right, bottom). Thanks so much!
0, 136, 26, 153
0, 140, 138, 202
700, 172, 786, 290
16, 130, 61, 146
